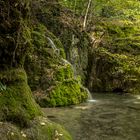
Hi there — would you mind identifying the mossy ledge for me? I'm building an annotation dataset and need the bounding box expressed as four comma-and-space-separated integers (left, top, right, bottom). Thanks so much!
0, 68, 42, 127
0, 68, 72, 139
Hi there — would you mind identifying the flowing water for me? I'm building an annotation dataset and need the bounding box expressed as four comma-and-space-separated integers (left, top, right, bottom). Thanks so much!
43, 93, 140, 140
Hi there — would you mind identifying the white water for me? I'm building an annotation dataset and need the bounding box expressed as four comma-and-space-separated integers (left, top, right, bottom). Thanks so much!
47, 37, 57, 50
135, 95, 140, 100
47, 37, 75, 73
47, 37, 60, 55
88, 99, 98, 103
82, 87, 98, 103
61, 58, 72, 66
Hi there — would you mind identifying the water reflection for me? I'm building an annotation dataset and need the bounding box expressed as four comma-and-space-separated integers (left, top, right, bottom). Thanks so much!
88, 99, 98, 103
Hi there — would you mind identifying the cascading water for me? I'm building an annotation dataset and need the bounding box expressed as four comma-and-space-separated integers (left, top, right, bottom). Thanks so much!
47, 37, 75, 71
83, 87, 98, 103
61, 58, 75, 73
61, 58, 72, 66
47, 37, 97, 103
47, 37, 57, 50
47, 37, 60, 55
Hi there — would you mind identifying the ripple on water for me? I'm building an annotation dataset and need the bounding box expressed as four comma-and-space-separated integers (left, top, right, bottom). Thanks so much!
135, 95, 140, 100
88, 99, 98, 103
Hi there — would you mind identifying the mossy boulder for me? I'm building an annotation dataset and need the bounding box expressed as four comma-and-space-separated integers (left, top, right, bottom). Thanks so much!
0, 0, 73, 139
0, 68, 42, 127
37, 79, 88, 107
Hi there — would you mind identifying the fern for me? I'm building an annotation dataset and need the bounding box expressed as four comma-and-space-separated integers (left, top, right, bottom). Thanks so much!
0, 82, 6, 91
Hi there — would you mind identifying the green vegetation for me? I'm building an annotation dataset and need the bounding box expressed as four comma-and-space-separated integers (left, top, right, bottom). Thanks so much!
0, 68, 42, 127
33, 0, 91, 83
1, 0, 140, 139
0, 0, 42, 128
0, 0, 73, 139
36, 0, 140, 94
86, 1, 140, 93
0, 117, 72, 140
25, 23, 88, 107
73, 0, 140, 93
38, 78, 88, 107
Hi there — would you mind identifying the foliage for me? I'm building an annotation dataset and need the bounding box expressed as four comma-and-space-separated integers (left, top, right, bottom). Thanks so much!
37, 78, 88, 107
0, 0, 32, 69
25, 23, 88, 107
88, 47, 140, 93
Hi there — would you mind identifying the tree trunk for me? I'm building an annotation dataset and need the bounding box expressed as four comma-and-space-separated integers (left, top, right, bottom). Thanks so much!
83, 0, 92, 30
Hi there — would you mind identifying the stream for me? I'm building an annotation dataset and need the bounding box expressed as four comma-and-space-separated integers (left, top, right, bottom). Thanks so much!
43, 93, 140, 140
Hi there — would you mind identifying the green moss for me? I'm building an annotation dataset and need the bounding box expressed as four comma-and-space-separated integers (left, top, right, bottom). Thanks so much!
0, 117, 72, 140
87, 46, 140, 93
25, 22, 88, 107
0, 68, 42, 127
54, 65, 73, 82
86, 15, 140, 94
31, 23, 66, 58
32, 0, 91, 83
38, 79, 88, 107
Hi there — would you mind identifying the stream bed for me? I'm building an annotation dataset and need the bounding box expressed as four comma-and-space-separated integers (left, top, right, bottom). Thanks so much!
43, 94, 140, 140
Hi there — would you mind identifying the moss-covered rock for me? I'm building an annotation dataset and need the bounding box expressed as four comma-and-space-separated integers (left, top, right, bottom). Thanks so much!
0, 0, 73, 139
32, 0, 91, 84
25, 23, 88, 107
0, 117, 72, 140
37, 79, 88, 107
87, 20, 140, 94
0, 68, 42, 127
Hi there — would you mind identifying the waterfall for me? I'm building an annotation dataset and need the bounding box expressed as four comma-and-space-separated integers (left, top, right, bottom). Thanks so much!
47, 37, 60, 55
47, 37, 74, 72
47, 37, 96, 103
83, 87, 97, 103
61, 58, 72, 66
47, 37, 56, 50
61, 58, 75, 73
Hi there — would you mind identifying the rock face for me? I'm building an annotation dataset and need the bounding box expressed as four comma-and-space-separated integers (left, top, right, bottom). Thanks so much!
0, 0, 72, 139
22, 0, 89, 107
0, 0, 41, 126
25, 23, 88, 107
33, 0, 91, 84
26, 0, 140, 95
86, 23, 140, 93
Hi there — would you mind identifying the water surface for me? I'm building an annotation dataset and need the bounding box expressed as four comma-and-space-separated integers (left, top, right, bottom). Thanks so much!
43, 93, 140, 140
